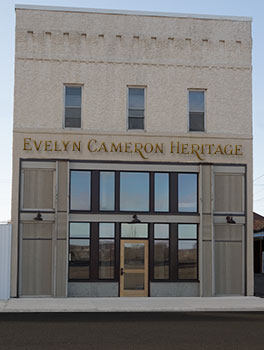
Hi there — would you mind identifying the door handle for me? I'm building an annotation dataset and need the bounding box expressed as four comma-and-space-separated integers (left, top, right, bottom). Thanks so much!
120, 268, 124, 276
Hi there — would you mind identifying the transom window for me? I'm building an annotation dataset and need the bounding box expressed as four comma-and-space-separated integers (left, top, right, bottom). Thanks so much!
70, 170, 198, 214
128, 87, 145, 130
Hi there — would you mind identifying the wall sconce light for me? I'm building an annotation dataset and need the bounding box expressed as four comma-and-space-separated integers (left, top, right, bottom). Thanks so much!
132, 214, 141, 223
34, 211, 43, 221
226, 216, 236, 224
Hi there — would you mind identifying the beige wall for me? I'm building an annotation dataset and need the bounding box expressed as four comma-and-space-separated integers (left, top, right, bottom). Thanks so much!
11, 7, 253, 297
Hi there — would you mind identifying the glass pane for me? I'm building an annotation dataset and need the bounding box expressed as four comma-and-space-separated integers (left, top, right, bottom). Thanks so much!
65, 107, 81, 118
178, 173, 197, 212
121, 224, 148, 238
154, 224, 169, 239
124, 243, 145, 269
65, 116, 81, 128
178, 240, 197, 279
70, 171, 91, 210
154, 240, 169, 279
99, 239, 115, 279
155, 173, 169, 212
124, 273, 144, 290
189, 113, 204, 131
178, 224, 197, 239
69, 265, 89, 279
100, 172, 115, 211
120, 172, 149, 211
128, 109, 144, 117
65, 86, 82, 107
70, 222, 90, 238
128, 88, 144, 109
99, 223, 115, 238
128, 117, 144, 130
69, 239, 90, 261
189, 91, 204, 113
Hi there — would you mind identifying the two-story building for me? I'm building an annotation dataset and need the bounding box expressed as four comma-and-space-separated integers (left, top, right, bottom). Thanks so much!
11, 5, 253, 298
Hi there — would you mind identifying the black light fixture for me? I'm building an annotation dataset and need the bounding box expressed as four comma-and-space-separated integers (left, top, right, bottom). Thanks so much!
34, 211, 43, 221
226, 216, 236, 224
131, 214, 141, 223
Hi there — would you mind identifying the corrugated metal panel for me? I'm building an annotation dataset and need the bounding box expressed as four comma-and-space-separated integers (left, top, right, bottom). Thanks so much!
0, 224, 11, 299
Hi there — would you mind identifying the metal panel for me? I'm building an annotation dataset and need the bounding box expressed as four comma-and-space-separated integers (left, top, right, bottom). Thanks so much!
0, 224, 11, 299
150, 282, 200, 297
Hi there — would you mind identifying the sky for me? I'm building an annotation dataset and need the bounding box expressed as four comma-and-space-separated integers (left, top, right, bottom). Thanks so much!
0, 0, 264, 222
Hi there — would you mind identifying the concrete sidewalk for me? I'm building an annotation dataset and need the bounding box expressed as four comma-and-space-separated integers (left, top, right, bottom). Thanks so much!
1, 296, 264, 313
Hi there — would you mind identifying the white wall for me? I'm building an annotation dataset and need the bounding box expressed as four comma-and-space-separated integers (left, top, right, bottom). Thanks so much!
0, 224, 11, 299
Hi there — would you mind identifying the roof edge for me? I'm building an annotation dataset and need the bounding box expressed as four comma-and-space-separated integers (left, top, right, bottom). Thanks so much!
15, 4, 252, 22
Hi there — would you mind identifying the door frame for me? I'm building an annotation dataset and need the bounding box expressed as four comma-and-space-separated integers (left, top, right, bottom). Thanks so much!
120, 239, 149, 297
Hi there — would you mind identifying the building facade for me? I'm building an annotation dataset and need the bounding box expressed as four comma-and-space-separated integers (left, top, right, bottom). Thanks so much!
11, 5, 253, 297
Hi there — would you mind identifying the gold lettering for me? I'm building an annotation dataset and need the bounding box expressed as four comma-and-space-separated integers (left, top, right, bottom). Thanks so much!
214, 144, 224, 155
144, 143, 154, 154
33, 140, 42, 151
201, 144, 205, 154
205, 144, 214, 154
97, 142, 108, 152
235, 144, 243, 155
23, 138, 32, 151
87, 139, 97, 152
44, 141, 52, 152
54, 141, 62, 152
134, 143, 148, 159
63, 141, 70, 151
170, 141, 175, 153
73, 141, 81, 152
224, 144, 233, 155
191, 144, 204, 161
181, 144, 189, 154
125, 142, 132, 154
155, 143, 164, 154
110, 142, 122, 152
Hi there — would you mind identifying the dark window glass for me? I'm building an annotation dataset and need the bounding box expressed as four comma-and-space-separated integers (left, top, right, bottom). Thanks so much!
100, 172, 115, 211
120, 172, 149, 211
189, 91, 204, 132
154, 240, 169, 279
70, 171, 91, 210
69, 223, 90, 280
155, 173, 169, 212
178, 173, 197, 212
128, 88, 145, 130
154, 224, 169, 279
178, 240, 197, 279
99, 240, 115, 279
65, 86, 82, 128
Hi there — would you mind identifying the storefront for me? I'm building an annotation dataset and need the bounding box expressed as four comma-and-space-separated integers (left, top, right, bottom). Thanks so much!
11, 6, 253, 297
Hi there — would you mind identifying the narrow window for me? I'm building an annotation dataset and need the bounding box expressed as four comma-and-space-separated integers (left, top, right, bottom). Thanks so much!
189, 90, 205, 132
65, 86, 82, 128
128, 87, 145, 130
154, 173, 169, 212
99, 223, 115, 279
178, 173, 198, 212
154, 224, 169, 279
178, 224, 198, 280
69, 223, 90, 280
100, 172, 115, 211
70, 171, 91, 210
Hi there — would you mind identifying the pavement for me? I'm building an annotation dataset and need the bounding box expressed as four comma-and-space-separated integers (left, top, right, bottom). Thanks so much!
1, 296, 264, 312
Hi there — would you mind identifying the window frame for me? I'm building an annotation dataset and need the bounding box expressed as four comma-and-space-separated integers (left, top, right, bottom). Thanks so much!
127, 86, 146, 131
188, 89, 206, 133
64, 84, 83, 129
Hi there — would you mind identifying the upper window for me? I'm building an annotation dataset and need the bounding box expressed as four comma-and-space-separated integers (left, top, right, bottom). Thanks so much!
128, 88, 145, 130
65, 86, 82, 128
189, 91, 205, 132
